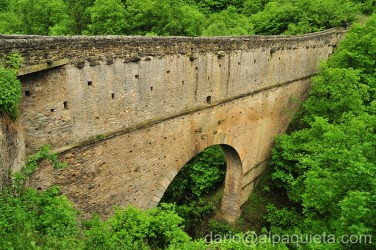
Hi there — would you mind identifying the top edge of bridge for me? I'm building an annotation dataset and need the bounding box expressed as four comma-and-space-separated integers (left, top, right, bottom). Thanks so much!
0, 27, 346, 69
0, 27, 346, 41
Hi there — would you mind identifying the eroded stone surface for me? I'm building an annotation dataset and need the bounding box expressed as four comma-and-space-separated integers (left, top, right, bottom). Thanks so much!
0, 30, 345, 220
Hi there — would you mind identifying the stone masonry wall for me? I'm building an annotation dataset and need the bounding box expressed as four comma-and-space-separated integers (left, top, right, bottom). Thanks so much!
0, 30, 345, 218
0, 116, 25, 189
0, 29, 345, 154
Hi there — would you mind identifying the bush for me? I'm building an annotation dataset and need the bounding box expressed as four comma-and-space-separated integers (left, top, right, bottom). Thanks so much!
84, 204, 190, 249
0, 186, 82, 249
163, 145, 226, 203
0, 54, 22, 120
268, 14, 376, 250
160, 145, 226, 237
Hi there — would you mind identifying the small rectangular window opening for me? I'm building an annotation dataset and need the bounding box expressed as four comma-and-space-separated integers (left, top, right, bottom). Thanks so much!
25, 90, 31, 96
206, 96, 212, 104
63, 101, 68, 109
88, 81, 93, 86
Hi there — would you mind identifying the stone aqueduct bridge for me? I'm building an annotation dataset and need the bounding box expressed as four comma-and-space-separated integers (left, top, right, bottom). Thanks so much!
0, 30, 344, 222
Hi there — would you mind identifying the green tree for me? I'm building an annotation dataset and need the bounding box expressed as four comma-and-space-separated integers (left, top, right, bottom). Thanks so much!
162, 145, 226, 203
194, 0, 245, 12
204, 6, 254, 35
124, 0, 205, 36
151, 0, 206, 36
0, 12, 23, 34
242, 0, 270, 15
268, 14, 376, 249
84, 204, 190, 249
328, 17, 376, 101
64, 0, 95, 34
0, 187, 82, 249
0, 0, 9, 10
250, 0, 358, 35
85, 0, 127, 35
161, 145, 226, 237
9, 0, 74, 35
350, 0, 376, 14
304, 66, 369, 122
0, 54, 22, 120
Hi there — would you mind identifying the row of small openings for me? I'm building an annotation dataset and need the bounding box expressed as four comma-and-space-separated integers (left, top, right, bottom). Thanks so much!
85, 80, 212, 98
87, 81, 115, 98
134, 71, 172, 79
24, 91, 70, 111
218, 62, 243, 67
85, 61, 244, 87
50, 101, 68, 112
24, 90, 70, 111
80, 95, 212, 108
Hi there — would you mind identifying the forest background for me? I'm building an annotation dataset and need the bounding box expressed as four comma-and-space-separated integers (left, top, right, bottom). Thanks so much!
0, 0, 375, 249
0, 0, 374, 36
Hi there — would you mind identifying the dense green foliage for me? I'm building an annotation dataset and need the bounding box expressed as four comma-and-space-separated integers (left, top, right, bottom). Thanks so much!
0, 0, 372, 36
163, 145, 226, 201
0, 186, 82, 249
161, 145, 226, 237
0, 187, 193, 249
0, 145, 287, 249
268, 14, 376, 249
250, 0, 358, 35
84, 204, 190, 249
0, 146, 80, 249
0, 147, 191, 249
203, 6, 254, 36
0, 53, 22, 120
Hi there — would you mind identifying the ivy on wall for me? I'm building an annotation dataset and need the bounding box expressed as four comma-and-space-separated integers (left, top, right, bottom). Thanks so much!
0, 53, 22, 121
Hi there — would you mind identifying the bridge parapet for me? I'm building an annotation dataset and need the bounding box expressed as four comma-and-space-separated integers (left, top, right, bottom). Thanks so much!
1, 29, 344, 68
0, 29, 345, 154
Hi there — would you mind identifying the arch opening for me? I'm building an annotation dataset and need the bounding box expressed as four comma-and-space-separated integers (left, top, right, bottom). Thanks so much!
159, 144, 243, 236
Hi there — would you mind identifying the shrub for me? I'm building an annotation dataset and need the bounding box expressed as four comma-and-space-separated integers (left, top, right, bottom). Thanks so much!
0, 54, 22, 120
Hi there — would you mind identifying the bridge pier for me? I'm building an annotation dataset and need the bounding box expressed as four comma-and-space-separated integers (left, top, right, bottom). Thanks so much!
219, 144, 243, 224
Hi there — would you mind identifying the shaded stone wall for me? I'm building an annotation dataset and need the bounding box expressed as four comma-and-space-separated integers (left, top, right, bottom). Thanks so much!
0, 29, 345, 219
0, 116, 25, 189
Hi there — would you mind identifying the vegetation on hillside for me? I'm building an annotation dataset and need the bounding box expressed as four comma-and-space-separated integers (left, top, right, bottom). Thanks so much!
0, 53, 22, 120
267, 14, 376, 249
0, 0, 373, 36
160, 145, 226, 238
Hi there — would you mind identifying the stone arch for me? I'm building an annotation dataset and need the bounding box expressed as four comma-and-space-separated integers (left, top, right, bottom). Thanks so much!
150, 141, 243, 224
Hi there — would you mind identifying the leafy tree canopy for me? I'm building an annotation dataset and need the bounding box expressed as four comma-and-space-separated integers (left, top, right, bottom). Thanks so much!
0, 0, 372, 36
269, 14, 376, 249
